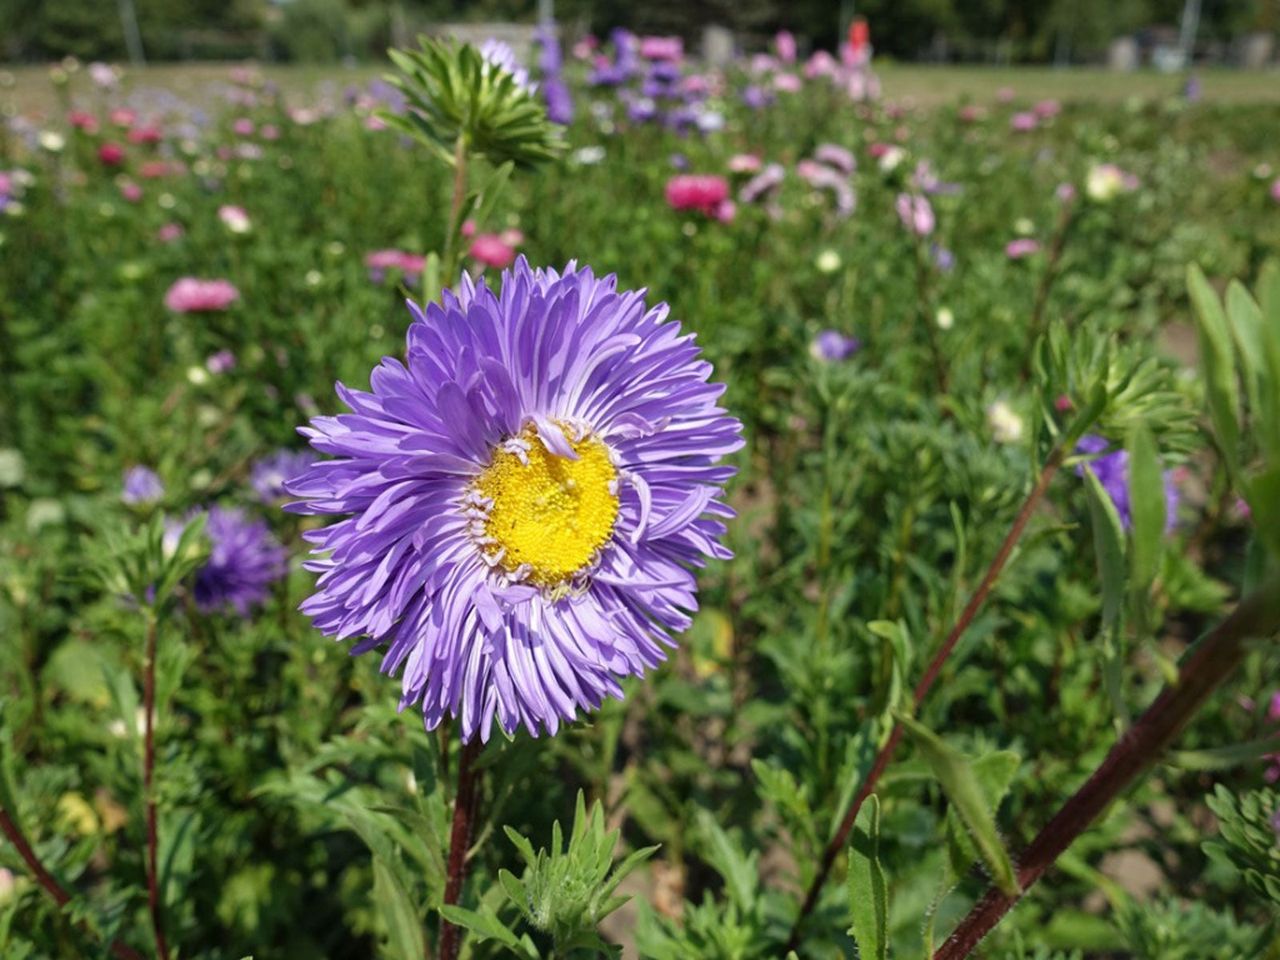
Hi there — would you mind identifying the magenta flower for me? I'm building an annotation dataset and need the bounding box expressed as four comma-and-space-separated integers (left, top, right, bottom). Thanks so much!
164, 278, 240, 313
1010, 111, 1037, 132
895, 193, 935, 236
639, 35, 682, 61
1271, 178, 1280, 203
665, 174, 732, 219
98, 142, 126, 166
1005, 238, 1041, 259
157, 223, 184, 243
728, 153, 762, 174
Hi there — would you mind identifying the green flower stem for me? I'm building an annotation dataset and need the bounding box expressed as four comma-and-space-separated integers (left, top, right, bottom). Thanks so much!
0, 807, 145, 960
442, 134, 470, 282
935, 575, 1280, 959
142, 615, 171, 960
438, 738, 482, 960
785, 444, 1065, 951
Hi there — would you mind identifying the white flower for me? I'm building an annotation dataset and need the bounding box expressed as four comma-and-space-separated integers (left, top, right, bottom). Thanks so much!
38, 130, 65, 152
878, 146, 905, 172
571, 145, 606, 166
218, 205, 252, 234
186, 366, 210, 386
987, 400, 1024, 443
815, 249, 842, 273
305, 269, 323, 287
1086, 163, 1126, 202
936, 306, 954, 330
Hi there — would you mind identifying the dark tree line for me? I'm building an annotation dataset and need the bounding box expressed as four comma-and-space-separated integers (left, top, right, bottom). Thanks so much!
0, 0, 1274, 63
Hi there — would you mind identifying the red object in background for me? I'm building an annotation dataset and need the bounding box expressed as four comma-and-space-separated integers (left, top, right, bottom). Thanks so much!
98, 142, 125, 166
849, 18, 870, 55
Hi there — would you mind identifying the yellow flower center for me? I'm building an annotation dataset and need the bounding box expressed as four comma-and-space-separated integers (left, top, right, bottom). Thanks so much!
473, 424, 619, 587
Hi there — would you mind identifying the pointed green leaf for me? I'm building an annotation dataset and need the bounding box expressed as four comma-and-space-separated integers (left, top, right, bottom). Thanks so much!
846, 794, 888, 960
437, 905, 523, 950
373, 857, 426, 960
1187, 264, 1241, 479
1126, 424, 1165, 592
1082, 466, 1127, 632
898, 714, 1020, 896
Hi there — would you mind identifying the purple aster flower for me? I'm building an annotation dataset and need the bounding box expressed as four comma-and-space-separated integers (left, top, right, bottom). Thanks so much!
206, 349, 237, 374
814, 144, 856, 176
810, 330, 860, 362
176, 506, 287, 616
286, 259, 743, 743
1075, 435, 1179, 532
741, 85, 772, 110
479, 39, 534, 93
251, 448, 319, 503
931, 243, 955, 272
123, 466, 164, 505
740, 163, 785, 204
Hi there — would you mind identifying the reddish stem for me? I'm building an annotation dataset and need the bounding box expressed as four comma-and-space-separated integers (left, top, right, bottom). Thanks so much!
0, 807, 145, 960
785, 447, 1065, 951
437, 738, 482, 960
934, 578, 1280, 959
142, 618, 171, 960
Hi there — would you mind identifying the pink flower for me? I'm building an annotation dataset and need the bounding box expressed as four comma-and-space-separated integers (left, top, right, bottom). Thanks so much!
127, 125, 162, 145
140, 161, 176, 179
68, 110, 99, 133
728, 153, 762, 174
775, 30, 797, 63
232, 117, 255, 136
110, 108, 137, 128
1056, 182, 1077, 202
461, 219, 477, 238
1271, 178, 1280, 203
260, 124, 280, 141
468, 233, 517, 269
895, 193, 935, 236
1269, 691, 1280, 722
499, 228, 524, 247
1054, 394, 1074, 412
206, 349, 236, 374
364, 249, 425, 283
119, 181, 142, 203
996, 86, 1015, 103
804, 50, 838, 78
1010, 111, 1037, 132
157, 223, 184, 243
665, 174, 731, 217
98, 142, 126, 166
218, 205, 251, 234
1034, 99, 1061, 119
164, 278, 240, 313
1005, 238, 1041, 259
773, 73, 802, 93
958, 105, 985, 123
640, 36, 682, 61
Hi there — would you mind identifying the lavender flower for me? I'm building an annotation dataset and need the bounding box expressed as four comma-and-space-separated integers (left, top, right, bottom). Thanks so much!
810, 330, 860, 362
123, 466, 164, 505
251, 449, 319, 503
1075, 435, 1179, 532
479, 39, 534, 93
287, 259, 743, 742
180, 507, 287, 616
895, 193, 935, 236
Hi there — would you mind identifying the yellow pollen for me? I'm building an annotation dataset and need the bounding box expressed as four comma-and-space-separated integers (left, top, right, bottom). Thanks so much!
474, 424, 619, 587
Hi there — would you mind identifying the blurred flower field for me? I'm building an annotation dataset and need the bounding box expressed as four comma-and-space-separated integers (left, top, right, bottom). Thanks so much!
1, 32, 1280, 960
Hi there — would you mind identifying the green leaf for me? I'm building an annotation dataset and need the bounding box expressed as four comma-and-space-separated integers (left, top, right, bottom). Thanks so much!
846, 794, 888, 960
437, 904, 524, 951
946, 751, 1022, 877
696, 810, 758, 913
373, 857, 426, 960
1170, 733, 1280, 771
898, 714, 1020, 896
1186, 264, 1241, 480
1081, 467, 1127, 633
1126, 424, 1165, 593
1244, 464, 1280, 561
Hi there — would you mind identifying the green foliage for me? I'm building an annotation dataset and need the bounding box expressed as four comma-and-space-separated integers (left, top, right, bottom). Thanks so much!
1203, 785, 1280, 904
846, 795, 888, 960
382, 37, 564, 170
496, 792, 657, 954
